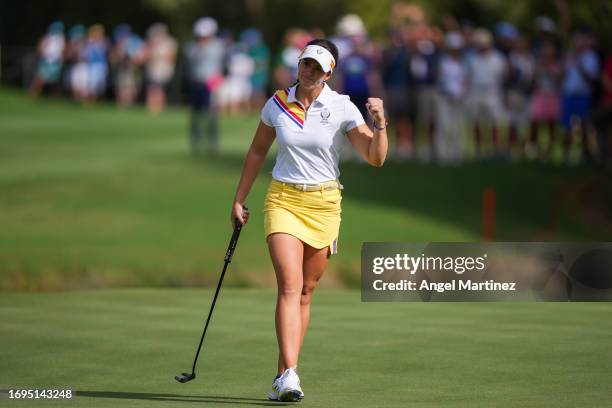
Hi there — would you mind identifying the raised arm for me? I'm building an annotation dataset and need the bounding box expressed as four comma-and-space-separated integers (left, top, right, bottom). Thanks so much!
231, 121, 276, 225
346, 98, 388, 167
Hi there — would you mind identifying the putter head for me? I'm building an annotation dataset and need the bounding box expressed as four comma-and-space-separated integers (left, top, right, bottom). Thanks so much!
175, 372, 196, 383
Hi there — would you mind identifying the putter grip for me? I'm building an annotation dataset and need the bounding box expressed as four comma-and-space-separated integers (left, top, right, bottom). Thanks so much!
225, 206, 246, 262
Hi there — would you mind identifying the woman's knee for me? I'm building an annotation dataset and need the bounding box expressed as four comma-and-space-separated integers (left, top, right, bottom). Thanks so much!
278, 281, 302, 297
300, 282, 317, 305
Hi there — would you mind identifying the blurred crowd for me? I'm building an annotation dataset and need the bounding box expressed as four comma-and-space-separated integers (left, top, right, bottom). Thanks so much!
29, 21, 178, 114
27, 5, 612, 165
27, 20, 270, 117
320, 8, 611, 166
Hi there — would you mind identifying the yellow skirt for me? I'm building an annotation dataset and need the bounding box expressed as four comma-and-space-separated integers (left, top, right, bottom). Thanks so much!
263, 178, 342, 255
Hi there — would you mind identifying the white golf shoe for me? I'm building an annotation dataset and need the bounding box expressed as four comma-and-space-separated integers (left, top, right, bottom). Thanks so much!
267, 375, 282, 401
267, 368, 304, 401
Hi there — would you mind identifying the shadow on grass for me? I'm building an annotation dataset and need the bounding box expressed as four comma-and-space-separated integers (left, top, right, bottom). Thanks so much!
76, 390, 294, 406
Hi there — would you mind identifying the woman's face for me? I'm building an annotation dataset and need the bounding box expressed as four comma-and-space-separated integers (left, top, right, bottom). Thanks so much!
297, 58, 330, 89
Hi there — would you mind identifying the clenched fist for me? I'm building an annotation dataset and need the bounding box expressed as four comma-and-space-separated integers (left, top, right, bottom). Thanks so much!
365, 98, 386, 128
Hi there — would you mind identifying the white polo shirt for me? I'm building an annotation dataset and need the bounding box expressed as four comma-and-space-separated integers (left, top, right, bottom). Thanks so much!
260, 83, 365, 184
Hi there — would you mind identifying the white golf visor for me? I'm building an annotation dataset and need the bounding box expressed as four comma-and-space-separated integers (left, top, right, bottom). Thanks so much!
298, 45, 336, 73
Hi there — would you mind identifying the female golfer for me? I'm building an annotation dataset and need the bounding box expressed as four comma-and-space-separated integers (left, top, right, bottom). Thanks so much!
231, 38, 387, 402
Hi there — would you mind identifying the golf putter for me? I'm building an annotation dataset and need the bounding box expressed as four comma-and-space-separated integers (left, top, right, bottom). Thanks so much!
175, 209, 247, 383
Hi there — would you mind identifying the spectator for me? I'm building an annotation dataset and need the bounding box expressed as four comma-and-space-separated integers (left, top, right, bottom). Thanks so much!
240, 28, 270, 111
528, 41, 562, 160
29, 21, 65, 98
110, 24, 146, 108
533, 16, 560, 56
409, 23, 439, 160
144, 23, 177, 114
185, 17, 225, 154
434, 32, 468, 164
467, 28, 507, 158
329, 13, 369, 94
83, 24, 109, 103
63, 24, 86, 99
592, 52, 612, 166
216, 44, 255, 115
561, 29, 600, 164
494, 21, 518, 57
460, 19, 478, 65
506, 35, 535, 157
70, 38, 90, 103
332, 14, 366, 60
382, 28, 411, 159
333, 14, 384, 161
336, 30, 382, 120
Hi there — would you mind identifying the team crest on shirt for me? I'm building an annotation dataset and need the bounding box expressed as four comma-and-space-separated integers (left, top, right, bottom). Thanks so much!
320, 108, 331, 124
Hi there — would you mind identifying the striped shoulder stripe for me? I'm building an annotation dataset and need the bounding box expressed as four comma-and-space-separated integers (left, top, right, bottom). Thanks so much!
273, 89, 305, 128
272, 96, 303, 128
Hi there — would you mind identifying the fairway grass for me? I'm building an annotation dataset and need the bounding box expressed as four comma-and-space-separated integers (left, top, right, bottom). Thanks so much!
1, 289, 611, 407
1, 87, 612, 290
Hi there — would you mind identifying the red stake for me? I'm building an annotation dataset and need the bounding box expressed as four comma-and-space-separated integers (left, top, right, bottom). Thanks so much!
482, 187, 496, 241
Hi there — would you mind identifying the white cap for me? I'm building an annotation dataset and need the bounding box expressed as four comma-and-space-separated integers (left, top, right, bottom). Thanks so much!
193, 17, 218, 38
336, 14, 366, 37
298, 44, 336, 73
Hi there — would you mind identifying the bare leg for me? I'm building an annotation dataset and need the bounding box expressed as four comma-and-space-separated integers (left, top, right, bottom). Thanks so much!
299, 244, 329, 349
274, 241, 329, 374
28, 77, 45, 99
268, 233, 304, 374
147, 85, 166, 114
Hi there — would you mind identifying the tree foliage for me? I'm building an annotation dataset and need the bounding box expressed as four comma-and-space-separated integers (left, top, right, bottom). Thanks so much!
2, 0, 611, 50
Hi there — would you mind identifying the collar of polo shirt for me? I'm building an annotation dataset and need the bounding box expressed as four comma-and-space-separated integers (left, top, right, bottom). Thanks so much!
287, 83, 333, 106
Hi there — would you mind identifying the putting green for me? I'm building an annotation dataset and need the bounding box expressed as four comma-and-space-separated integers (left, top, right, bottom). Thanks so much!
1, 289, 610, 407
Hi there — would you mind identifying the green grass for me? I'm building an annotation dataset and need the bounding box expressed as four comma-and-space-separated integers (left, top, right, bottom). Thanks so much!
1, 92, 610, 406
0, 289, 611, 407
1, 87, 611, 290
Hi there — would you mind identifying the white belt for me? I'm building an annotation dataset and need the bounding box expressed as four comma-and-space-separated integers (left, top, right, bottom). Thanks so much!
281, 180, 343, 192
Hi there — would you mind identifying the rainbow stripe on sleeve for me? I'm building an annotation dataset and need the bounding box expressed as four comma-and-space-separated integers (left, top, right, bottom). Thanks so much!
272, 88, 305, 129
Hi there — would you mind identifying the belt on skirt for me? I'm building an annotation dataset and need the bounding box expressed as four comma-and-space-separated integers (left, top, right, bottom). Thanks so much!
276, 179, 344, 192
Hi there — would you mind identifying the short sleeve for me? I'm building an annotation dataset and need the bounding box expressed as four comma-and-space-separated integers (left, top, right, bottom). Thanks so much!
343, 98, 366, 133
260, 96, 275, 126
